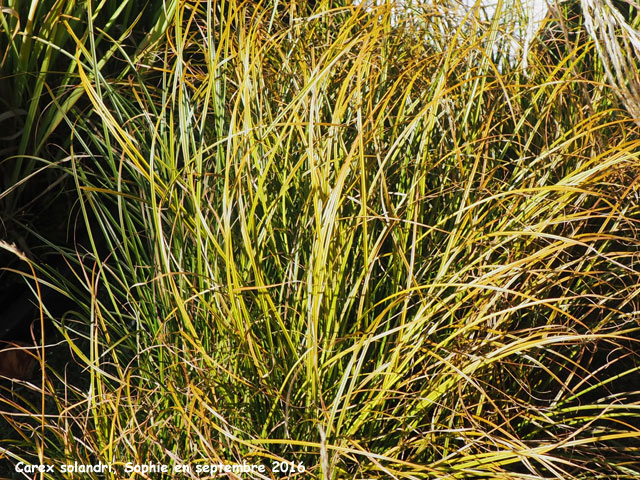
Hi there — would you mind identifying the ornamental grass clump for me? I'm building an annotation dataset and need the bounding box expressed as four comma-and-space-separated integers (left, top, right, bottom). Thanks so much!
1, 0, 639, 478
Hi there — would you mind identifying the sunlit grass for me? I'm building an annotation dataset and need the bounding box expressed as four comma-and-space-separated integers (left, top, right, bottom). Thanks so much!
1, 0, 639, 478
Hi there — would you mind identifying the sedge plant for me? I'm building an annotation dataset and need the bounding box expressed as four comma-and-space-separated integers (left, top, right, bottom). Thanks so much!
1, 0, 639, 478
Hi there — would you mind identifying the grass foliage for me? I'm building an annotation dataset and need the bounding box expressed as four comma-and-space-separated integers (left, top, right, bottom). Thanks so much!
1, 0, 640, 478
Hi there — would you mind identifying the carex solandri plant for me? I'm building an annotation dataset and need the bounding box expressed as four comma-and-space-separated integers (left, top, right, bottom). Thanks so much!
1, 0, 639, 478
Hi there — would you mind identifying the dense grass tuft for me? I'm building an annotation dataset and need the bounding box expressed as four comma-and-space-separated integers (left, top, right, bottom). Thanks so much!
1, 0, 639, 478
